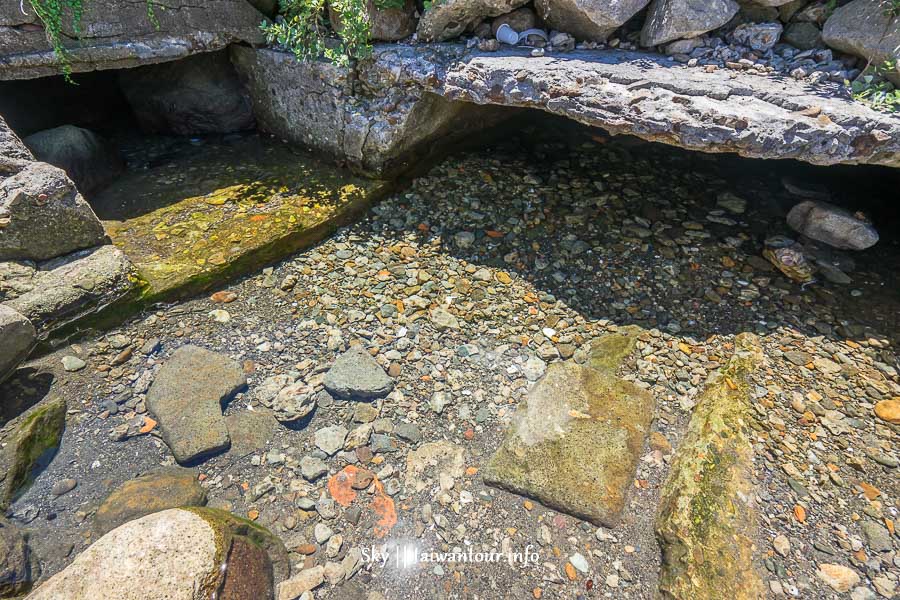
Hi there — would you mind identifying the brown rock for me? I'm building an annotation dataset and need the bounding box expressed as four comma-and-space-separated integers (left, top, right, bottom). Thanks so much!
874, 399, 900, 425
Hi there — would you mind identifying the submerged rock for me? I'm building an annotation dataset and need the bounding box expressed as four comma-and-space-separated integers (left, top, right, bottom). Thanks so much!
0, 305, 35, 384
119, 51, 255, 136
0, 517, 37, 597
28, 508, 288, 600
655, 333, 765, 599
24, 125, 124, 194
93, 467, 208, 536
641, 0, 739, 47
324, 346, 394, 401
146, 345, 246, 464
482, 333, 654, 527
787, 200, 879, 250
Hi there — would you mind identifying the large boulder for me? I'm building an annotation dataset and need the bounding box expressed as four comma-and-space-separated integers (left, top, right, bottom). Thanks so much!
119, 52, 256, 136
823, 0, 900, 85
28, 508, 289, 600
0, 305, 35, 384
93, 467, 208, 536
0, 0, 267, 80
787, 200, 879, 250
331, 0, 418, 41
534, 0, 651, 41
642, 0, 740, 47
4, 245, 140, 333
417, 0, 531, 42
24, 125, 125, 194
0, 116, 32, 165
0, 161, 107, 262
0, 517, 38, 597
146, 345, 246, 464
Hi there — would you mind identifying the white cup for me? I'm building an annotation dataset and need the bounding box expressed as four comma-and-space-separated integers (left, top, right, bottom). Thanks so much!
496, 24, 519, 45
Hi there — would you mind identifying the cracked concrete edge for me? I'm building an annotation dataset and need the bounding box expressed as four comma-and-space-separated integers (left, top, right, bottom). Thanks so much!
654, 333, 766, 600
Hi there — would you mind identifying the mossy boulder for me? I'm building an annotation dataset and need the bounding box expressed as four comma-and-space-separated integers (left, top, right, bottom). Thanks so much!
655, 333, 765, 600
28, 508, 288, 600
0, 396, 66, 509
483, 332, 655, 527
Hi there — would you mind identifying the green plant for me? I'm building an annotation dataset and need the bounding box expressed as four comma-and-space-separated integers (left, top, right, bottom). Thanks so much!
28, 0, 159, 81
885, 0, 900, 18
261, 0, 405, 68
850, 60, 900, 113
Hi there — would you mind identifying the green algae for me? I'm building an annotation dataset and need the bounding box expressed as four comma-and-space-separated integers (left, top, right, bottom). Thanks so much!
94, 136, 392, 302
655, 333, 765, 600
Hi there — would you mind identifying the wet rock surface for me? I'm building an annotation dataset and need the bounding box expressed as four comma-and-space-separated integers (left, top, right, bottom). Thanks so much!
146, 345, 246, 464
23, 125, 125, 195
4, 126, 898, 598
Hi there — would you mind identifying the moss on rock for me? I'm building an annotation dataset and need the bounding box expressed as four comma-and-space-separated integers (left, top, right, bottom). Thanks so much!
655, 333, 765, 600
0, 396, 66, 509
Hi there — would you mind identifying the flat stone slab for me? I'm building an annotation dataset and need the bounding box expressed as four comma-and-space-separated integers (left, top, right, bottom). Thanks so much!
146, 345, 246, 464
432, 47, 900, 168
482, 334, 655, 527
324, 346, 395, 401
95, 136, 389, 301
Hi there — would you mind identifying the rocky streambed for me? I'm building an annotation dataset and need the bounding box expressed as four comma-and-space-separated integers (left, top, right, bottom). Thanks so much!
1, 121, 897, 599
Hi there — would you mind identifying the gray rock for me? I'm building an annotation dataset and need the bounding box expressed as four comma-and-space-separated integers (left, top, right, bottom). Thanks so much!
394, 422, 422, 444
783, 21, 822, 51
61, 356, 86, 372
0, 115, 32, 162
119, 51, 255, 136
728, 21, 784, 52
24, 125, 124, 194
323, 346, 394, 401
0, 396, 66, 508
330, 0, 417, 41
315, 425, 348, 456
146, 346, 246, 464
641, 0, 739, 47
0, 517, 37, 598
0, 305, 35, 384
535, 0, 650, 41
0, 0, 266, 80
301, 456, 329, 481
823, 0, 900, 86
417, 0, 530, 42
492, 7, 537, 35
860, 521, 893, 553
4, 245, 140, 334
787, 200, 879, 250
0, 161, 106, 262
